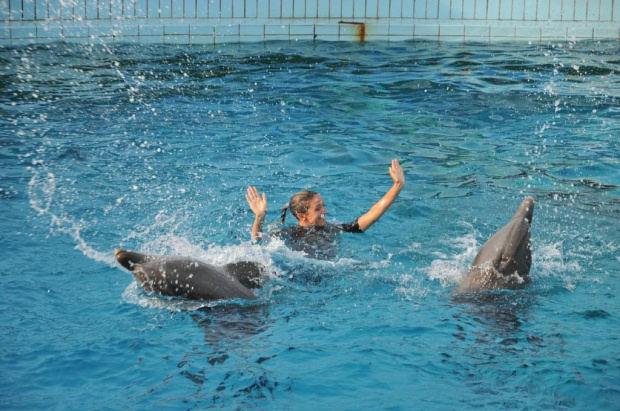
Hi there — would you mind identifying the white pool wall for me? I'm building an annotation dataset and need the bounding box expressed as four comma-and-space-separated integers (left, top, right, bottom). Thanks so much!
2, 0, 619, 45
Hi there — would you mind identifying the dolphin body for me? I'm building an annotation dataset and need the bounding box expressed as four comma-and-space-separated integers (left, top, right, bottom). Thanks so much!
456, 197, 535, 293
115, 249, 264, 301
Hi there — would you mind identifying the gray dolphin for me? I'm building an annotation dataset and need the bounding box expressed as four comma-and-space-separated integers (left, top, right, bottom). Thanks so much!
456, 197, 534, 293
115, 249, 264, 301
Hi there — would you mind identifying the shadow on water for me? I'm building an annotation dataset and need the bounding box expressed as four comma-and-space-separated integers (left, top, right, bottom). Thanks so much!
191, 303, 272, 350
444, 289, 577, 408
170, 255, 352, 405
170, 302, 286, 405
451, 290, 537, 343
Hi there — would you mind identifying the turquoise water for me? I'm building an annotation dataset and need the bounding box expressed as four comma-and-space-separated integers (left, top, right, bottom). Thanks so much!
1, 40, 618, 409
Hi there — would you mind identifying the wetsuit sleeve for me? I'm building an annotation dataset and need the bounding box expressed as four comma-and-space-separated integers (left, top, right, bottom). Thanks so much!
338, 219, 363, 233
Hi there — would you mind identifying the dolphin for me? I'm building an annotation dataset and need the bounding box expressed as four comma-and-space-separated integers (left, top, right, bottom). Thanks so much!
455, 197, 534, 293
115, 249, 265, 301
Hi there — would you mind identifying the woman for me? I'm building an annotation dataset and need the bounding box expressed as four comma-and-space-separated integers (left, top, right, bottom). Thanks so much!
245, 159, 405, 258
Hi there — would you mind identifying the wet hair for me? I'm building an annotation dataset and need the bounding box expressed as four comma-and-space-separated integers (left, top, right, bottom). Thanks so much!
281, 190, 318, 223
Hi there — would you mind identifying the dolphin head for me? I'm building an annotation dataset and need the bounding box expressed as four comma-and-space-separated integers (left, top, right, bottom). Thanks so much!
456, 197, 535, 293
498, 197, 534, 275
115, 249, 150, 271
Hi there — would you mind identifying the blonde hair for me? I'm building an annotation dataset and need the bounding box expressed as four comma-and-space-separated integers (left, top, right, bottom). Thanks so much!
281, 190, 318, 223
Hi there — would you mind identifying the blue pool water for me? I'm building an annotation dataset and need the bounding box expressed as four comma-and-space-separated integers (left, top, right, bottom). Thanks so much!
1, 40, 618, 409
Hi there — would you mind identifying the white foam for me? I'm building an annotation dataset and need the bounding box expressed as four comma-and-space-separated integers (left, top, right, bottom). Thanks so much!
424, 232, 480, 288
534, 241, 586, 291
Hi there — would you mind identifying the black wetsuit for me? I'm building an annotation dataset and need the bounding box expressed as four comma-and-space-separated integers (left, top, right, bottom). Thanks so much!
273, 219, 363, 260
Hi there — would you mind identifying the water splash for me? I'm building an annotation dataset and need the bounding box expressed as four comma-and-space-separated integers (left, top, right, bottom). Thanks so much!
426, 232, 480, 288
28, 163, 117, 267
535, 241, 581, 291
395, 274, 431, 301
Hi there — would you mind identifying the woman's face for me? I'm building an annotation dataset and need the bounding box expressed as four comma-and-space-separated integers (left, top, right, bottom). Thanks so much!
298, 194, 327, 227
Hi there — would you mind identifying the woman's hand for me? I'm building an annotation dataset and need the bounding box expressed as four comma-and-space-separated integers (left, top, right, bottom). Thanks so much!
245, 186, 267, 217
246, 186, 267, 241
357, 159, 405, 232
389, 159, 405, 187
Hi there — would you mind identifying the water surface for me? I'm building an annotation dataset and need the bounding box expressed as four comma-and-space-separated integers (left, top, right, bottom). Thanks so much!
1, 40, 618, 409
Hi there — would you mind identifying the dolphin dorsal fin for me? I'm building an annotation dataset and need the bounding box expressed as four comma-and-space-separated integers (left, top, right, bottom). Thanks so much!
223, 261, 265, 289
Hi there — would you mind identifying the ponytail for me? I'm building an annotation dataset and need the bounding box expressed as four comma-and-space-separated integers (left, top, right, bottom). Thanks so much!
281, 203, 289, 223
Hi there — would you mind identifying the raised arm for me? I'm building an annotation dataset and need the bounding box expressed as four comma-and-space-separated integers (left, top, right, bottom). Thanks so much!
356, 159, 405, 232
245, 186, 267, 241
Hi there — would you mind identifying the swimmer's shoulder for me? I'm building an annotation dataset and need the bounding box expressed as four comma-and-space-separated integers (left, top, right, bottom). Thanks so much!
336, 219, 363, 233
